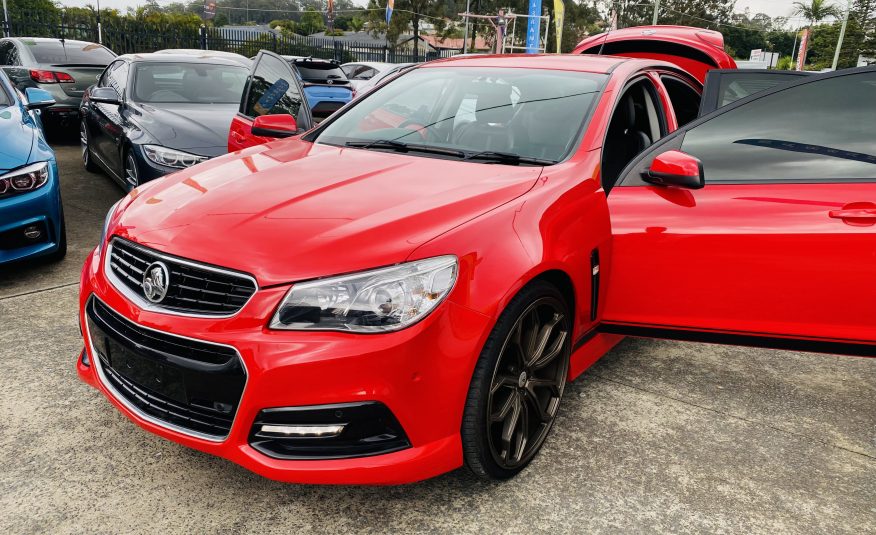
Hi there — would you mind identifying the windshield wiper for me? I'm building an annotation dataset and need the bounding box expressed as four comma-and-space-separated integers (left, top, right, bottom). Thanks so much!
345, 140, 466, 158
463, 150, 556, 166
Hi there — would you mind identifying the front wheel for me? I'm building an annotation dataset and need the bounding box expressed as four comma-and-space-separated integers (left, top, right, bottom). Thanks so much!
123, 149, 139, 192
462, 281, 571, 480
81, 120, 99, 172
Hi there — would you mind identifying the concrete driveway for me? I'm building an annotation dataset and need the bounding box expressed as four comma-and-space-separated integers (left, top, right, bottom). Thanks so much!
1, 142, 874, 534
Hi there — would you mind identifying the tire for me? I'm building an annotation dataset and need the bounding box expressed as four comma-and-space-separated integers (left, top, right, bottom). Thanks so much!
462, 280, 572, 480
122, 148, 139, 192
80, 120, 99, 172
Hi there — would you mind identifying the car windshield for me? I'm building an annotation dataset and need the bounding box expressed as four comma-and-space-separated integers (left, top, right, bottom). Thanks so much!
26, 40, 115, 64
131, 62, 248, 104
316, 67, 606, 164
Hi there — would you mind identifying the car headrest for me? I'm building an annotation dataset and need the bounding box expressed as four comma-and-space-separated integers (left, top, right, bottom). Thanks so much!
474, 82, 514, 124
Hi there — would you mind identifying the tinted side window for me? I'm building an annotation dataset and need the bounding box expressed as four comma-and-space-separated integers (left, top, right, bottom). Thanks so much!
105, 61, 129, 96
0, 42, 12, 65
682, 71, 876, 183
244, 54, 303, 120
660, 75, 701, 127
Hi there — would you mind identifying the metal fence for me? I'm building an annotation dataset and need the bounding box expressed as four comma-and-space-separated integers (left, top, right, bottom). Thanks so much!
1, 10, 460, 63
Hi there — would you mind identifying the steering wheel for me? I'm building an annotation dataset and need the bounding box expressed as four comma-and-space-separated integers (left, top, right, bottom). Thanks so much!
398, 119, 428, 140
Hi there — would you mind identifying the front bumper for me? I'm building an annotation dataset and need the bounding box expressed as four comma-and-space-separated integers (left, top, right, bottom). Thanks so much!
0, 161, 62, 264
77, 246, 492, 484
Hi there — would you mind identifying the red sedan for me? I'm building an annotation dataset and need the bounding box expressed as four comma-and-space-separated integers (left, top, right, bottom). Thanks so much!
77, 27, 876, 484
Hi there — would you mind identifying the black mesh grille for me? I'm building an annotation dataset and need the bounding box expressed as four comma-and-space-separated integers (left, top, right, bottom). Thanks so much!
87, 297, 246, 439
108, 238, 257, 316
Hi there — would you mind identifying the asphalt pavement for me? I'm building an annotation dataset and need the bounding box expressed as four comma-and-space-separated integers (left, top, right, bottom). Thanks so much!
0, 141, 874, 534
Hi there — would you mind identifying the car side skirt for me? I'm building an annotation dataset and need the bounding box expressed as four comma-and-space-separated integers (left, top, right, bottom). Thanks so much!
599, 322, 876, 358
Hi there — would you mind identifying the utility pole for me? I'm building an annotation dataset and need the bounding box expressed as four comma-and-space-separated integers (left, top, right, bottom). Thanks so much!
462, 0, 471, 53
652, 0, 660, 25
2, 0, 9, 38
831, 2, 851, 70
96, 0, 102, 44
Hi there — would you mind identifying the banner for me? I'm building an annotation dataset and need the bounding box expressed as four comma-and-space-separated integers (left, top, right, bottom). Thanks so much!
796, 28, 809, 71
386, 0, 394, 25
553, 0, 564, 53
525, 0, 542, 53
327, 0, 334, 29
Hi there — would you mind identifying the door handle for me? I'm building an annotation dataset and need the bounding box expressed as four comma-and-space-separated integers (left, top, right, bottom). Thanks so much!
829, 209, 876, 219
829, 202, 876, 226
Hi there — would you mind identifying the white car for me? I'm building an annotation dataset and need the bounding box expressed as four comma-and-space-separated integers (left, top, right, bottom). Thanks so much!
341, 62, 413, 92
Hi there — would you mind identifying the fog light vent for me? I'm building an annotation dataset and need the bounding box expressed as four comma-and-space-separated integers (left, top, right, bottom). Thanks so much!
23, 225, 42, 240
249, 401, 410, 460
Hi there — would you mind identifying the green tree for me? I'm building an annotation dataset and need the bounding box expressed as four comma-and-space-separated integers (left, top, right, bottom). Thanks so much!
298, 8, 325, 35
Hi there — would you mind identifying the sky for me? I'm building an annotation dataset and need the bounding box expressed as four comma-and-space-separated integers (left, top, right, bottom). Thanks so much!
56, 0, 826, 21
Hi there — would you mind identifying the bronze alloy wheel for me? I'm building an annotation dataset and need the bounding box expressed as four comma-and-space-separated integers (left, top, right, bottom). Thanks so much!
485, 295, 570, 470
462, 281, 572, 479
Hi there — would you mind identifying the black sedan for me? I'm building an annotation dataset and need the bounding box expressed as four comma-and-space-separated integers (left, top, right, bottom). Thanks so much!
80, 53, 248, 191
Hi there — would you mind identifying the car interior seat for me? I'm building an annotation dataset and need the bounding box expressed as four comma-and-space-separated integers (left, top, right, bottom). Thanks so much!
602, 88, 653, 192
454, 82, 516, 152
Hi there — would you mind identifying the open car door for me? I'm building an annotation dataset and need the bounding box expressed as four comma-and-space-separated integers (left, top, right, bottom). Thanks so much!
573, 26, 736, 84
602, 67, 876, 357
228, 50, 312, 152
699, 69, 813, 116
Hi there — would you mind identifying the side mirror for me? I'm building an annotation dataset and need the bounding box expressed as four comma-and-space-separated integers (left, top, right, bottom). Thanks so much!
24, 88, 55, 110
643, 150, 704, 189
251, 114, 298, 138
90, 86, 121, 105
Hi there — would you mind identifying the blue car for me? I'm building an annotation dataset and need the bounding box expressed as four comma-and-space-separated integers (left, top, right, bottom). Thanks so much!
282, 56, 353, 120
0, 71, 65, 264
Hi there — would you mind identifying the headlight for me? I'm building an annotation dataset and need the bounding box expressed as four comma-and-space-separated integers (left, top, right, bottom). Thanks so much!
143, 145, 207, 169
97, 199, 121, 255
270, 256, 458, 333
0, 161, 49, 196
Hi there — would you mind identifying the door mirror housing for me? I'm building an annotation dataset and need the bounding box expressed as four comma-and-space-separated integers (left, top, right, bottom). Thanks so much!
24, 88, 55, 110
643, 150, 705, 189
90, 86, 121, 105
251, 114, 298, 138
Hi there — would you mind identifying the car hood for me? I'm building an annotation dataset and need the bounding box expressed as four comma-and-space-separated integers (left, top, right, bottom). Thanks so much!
113, 140, 542, 286
130, 102, 239, 156
0, 105, 36, 173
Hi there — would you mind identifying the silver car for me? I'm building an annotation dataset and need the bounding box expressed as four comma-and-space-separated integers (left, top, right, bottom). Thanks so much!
0, 37, 116, 132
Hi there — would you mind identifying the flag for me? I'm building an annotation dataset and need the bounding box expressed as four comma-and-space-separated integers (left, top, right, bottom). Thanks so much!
525, 0, 542, 53
796, 28, 810, 71
386, 0, 394, 25
553, 0, 564, 53
327, 0, 334, 31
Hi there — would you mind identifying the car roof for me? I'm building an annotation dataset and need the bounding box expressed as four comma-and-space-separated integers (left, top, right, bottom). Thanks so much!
6, 37, 100, 47
341, 61, 394, 69
423, 53, 631, 74
118, 53, 250, 67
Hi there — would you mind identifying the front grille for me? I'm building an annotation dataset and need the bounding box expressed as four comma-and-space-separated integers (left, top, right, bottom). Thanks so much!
86, 297, 246, 439
107, 237, 257, 316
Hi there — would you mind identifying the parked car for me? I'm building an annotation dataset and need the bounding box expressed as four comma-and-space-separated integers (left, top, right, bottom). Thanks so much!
154, 49, 251, 66
354, 62, 415, 96
77, 26, 876, 486
283, 56, 353, 119
0, 37, 116, 132
80, 53, 249, 191
0, 71, 65, 264
228, 50, 313, 152
341, 61, 396, 91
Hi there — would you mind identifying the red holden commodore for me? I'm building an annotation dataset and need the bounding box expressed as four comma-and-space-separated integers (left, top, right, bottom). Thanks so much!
78, 26, 876, 484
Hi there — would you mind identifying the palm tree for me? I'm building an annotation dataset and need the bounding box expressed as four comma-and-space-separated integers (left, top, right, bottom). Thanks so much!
792, 0, 842, 24
792, 0, 843, 66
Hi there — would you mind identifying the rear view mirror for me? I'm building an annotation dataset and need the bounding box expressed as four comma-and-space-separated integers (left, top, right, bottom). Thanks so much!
643, 150, 704, 189
24, 88, 55, 110
90, 86, 121, 105
251, 114, 298, 138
